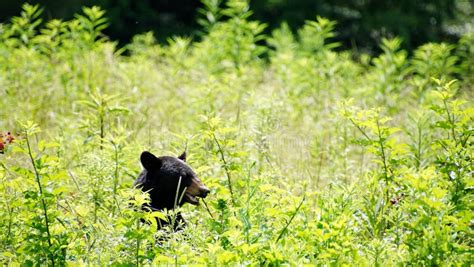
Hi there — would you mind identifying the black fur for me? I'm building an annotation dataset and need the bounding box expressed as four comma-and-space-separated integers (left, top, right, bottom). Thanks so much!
134, 151, 209, 230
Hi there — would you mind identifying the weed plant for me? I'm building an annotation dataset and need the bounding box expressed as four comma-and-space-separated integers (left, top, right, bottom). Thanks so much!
0, 1, 472, 265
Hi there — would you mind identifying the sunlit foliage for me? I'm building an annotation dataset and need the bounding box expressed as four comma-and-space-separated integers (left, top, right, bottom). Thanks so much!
0, 2, 472, 265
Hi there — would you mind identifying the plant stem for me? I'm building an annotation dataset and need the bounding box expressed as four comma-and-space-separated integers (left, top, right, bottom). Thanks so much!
135, 219, 140, 267
25, 131, 55, 267
416, 122, 422, 170
202, 199, 215, 220
442, 98, 458, 145
275, 195, 305, 243
0, 163, 14, 245
212, 132, 236, 206
349, 118, 372, 142
99, 113, 104, 150
113, 143, 119, 196
112, 142, 121, 215
376, 120, 390, 204
343, 125, 348, 183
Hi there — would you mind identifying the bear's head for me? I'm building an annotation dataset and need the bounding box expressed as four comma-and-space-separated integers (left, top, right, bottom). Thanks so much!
138, 151, 210, 210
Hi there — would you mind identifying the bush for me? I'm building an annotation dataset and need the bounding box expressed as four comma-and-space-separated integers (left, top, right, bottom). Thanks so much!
0, 2, 472, 265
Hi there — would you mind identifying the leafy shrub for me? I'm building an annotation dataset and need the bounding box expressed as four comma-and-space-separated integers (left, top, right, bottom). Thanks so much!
0, 2, 472, 265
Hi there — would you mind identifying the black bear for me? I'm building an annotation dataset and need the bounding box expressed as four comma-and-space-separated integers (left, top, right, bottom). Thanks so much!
134, 151, 210, 230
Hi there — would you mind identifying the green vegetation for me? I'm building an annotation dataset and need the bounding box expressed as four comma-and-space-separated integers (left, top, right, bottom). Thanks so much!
0, 2, 472, 265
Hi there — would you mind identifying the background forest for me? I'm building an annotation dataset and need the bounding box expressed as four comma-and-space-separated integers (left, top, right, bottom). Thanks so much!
1, 0, 473, 52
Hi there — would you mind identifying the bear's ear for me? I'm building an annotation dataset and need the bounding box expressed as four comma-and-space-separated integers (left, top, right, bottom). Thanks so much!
140, 151, 162, 170
178, 151, 186, 162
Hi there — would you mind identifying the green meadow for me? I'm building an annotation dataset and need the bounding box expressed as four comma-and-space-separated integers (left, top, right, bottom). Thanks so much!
0, 2, 472, 265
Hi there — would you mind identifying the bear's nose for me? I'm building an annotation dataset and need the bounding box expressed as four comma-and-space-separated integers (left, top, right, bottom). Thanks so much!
200, 187, 210, 198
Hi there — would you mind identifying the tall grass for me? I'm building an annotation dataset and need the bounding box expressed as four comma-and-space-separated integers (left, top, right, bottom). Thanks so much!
0, 1, 472, 265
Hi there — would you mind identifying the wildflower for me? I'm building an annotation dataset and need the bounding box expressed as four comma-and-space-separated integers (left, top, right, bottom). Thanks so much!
0, 131, 15, 153
6, 132, 14, 143
390, 193, 405, 205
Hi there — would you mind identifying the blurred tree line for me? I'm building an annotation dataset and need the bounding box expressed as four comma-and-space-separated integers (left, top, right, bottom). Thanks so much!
0, 0, 472, 53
